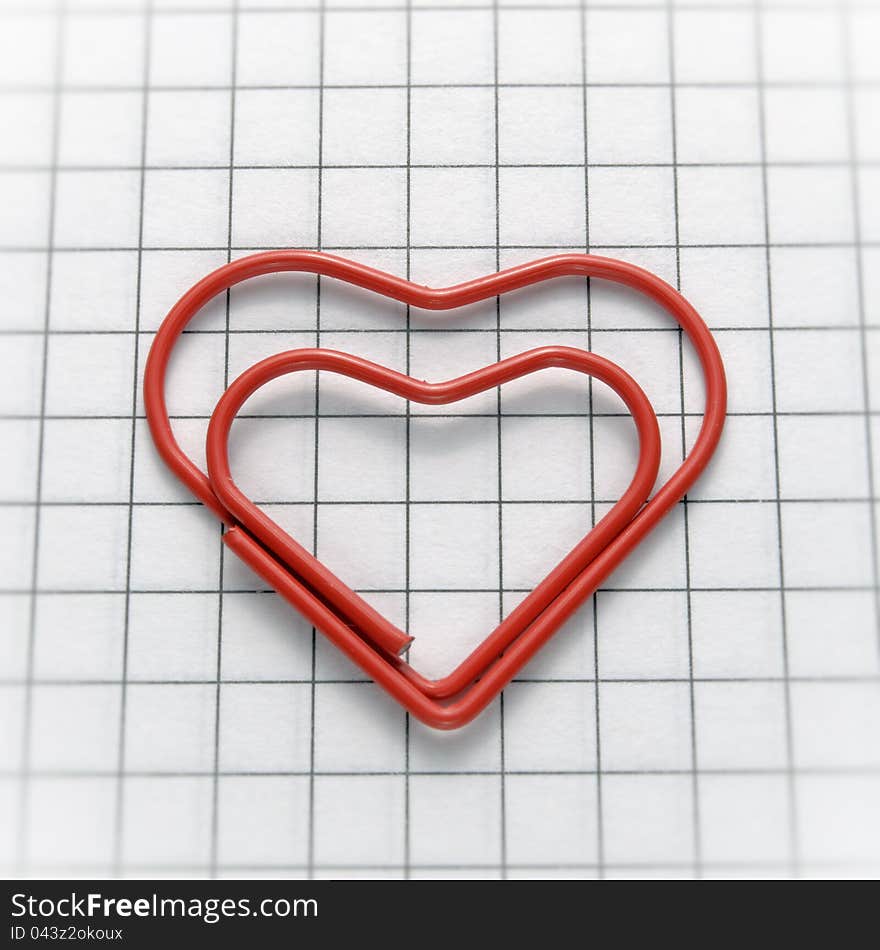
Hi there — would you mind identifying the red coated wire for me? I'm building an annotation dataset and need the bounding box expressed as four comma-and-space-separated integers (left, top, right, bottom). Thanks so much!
144, 251, 726, 729
207, 347, 660, 678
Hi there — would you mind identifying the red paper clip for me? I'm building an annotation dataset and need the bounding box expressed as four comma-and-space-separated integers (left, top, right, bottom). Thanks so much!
144, 252, 726, 730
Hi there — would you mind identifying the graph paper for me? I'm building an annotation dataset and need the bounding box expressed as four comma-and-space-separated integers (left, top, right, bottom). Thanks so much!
1, 0, 879, 880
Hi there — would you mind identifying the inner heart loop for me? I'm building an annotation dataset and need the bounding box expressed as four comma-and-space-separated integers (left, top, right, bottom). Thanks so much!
144, 252, 727, 729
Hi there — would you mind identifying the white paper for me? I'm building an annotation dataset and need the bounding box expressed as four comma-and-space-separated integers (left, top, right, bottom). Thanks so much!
1, 0, 878, 880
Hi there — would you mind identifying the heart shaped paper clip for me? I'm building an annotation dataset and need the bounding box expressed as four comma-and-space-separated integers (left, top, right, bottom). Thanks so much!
144, 252, 726, 730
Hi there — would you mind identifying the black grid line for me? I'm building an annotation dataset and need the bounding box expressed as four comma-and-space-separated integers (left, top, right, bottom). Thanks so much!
5, 2, 880, 13
4, 858, 880, 877
580, 0, 605, 879
15, 3, 65, 874
3, 497, 880, 507
6, 79, 880, 94
841, 2, 880, 661
4, 584, 873, 596
2, 324, 876, 335
5, 857, 880, 876
4, 3, 875, 17
9, 160, 880, 171
5, 244, 880, 264
403, 0, 413, 884
5, 765, 880, 780
4, 409, 880, 422
492, 0, 509, 883
3, 674, 879, 688
666, 0, 703, 875
111, 0, 152, 877
5, 241, 880, 251
207, 0, 240, 881
306, 0, 327, 882
754, 0, 801, 875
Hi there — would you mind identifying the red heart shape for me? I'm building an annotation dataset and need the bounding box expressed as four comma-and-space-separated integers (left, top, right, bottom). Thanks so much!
144, 252, 726, 729
208, 346, 660, 663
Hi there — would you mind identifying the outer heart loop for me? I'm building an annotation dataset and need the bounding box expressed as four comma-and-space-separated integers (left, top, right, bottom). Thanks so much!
144, 252, 727, 730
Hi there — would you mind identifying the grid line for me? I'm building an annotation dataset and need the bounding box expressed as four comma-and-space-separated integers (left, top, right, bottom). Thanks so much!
4, 242, 880, 251
666, 0, 702, 875
4, 410, 880, 422
4, 584, 872, 596
754, 0, 801, 875
403, 0, 413, 883
8, 161, 879, 170
306, 0, 328, 882
841, 1, 880, 660
111, 0, 153, 877
207, 0, 240, 880
581, 0, 605, 880
3, 3, 874, 15
15, 2, 65, 874
5, 766, 880, 781
2, 324, 875, 335
491, 0, 509, 883
3, 675, 879, 688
